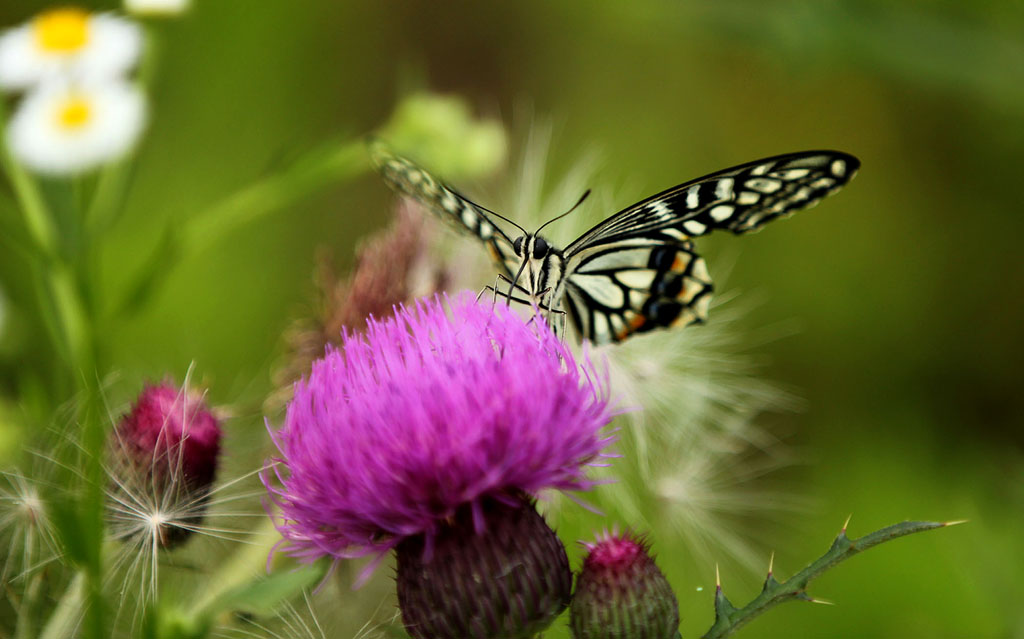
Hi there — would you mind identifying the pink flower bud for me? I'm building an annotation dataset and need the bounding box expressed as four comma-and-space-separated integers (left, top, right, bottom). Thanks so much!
110, 382, 222, 548
571, 531, 679, 639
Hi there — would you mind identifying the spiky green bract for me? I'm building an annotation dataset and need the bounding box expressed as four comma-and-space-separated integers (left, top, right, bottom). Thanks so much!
396, 493, 572, 639
570, 530, 679, 639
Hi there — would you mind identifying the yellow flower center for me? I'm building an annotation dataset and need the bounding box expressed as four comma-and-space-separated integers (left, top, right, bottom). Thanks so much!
57, 96, 93, 130
33, 8, 91, 53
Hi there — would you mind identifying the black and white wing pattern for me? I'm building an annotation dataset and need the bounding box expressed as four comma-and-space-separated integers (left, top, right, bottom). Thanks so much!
372, 141, 859, 347
369, 140, 520, 278
561, 151, 860, 344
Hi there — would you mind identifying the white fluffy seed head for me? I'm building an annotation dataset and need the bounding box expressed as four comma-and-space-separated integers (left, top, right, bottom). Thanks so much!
0, 9, 142, 91
6, 79, 147, 175
0, 469, 61, 587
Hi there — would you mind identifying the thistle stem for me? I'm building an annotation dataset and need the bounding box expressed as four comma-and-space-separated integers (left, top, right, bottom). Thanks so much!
702, 520, 954, 639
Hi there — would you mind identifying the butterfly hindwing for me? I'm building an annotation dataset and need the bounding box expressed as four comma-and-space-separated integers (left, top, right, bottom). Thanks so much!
563, 234, 713, 344
369, 141, 519, 278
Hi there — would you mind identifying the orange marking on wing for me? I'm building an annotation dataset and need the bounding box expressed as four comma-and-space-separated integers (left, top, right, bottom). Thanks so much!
671, 253, 690, 271
617, 313, 647, 340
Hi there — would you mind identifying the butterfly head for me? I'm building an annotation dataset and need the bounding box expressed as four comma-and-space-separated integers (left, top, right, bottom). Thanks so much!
513, 234, 552, 260
509, 233, 565, 303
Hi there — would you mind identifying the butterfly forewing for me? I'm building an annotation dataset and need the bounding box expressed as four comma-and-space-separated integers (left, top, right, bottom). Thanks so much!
369, 141, 520, 278
565, 151, 858, 254
561, 151, 858, 344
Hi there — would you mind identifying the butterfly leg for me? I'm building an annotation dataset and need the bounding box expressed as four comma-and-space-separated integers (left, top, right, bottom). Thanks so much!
494, 273, 524, 307
556, 310, 567, 339
536, 287, 558, 324
541, 288, 567, 338
548, 304, 567, 340
480, 285, 538, 308
481, 283, 562, 317
477, 274, 507, 305
524, 305, 566, 337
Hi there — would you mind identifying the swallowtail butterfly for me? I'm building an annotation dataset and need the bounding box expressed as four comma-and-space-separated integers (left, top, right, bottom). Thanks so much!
371, 141, 859, 345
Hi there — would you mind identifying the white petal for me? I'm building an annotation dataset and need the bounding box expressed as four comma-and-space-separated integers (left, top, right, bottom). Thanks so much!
6, 80, 147, 175
0, 12, 141, 91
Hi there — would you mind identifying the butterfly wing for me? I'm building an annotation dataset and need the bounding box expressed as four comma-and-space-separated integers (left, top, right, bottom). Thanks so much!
562, 151, 859, 344
370, 141, 520, 278
562, 236, 713, 345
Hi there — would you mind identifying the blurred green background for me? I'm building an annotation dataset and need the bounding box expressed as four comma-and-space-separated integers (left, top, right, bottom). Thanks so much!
1, 1, 1023, 637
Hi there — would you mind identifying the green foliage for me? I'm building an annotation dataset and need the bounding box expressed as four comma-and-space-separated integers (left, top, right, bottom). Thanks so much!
199, 559, 329, 620
143, 604, 209, 639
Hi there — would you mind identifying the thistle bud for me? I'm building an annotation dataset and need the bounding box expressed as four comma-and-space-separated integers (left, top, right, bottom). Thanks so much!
396, 494, 572, 639
109, 382, 222, 548
571, 531, 679, 639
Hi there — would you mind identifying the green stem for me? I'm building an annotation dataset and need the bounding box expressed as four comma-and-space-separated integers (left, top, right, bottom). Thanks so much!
83, 24, 159, 237
83, 160, 132, 236
0, 99, 58, 257
0, 100, 88, 377
38, 572, 85, 639
0, 172, 36, 261
79, 378, 107, 639
50, 262, 92, 370
702, 519, 959, 639
189, 519, 282, 614
180, 139, 368, 257
115, 139, 369, 317
14, 571, 45, 639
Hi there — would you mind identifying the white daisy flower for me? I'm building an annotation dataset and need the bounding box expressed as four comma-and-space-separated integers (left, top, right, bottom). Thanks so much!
0, 8, 142, 91
125, 0, 191, 17
6, 79, 147, 175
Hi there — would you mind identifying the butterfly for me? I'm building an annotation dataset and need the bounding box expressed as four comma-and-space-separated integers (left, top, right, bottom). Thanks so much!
371, 140, 859, 345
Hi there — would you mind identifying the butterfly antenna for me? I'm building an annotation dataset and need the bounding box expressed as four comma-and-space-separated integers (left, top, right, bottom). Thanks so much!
536, 189, 591, 235
458, 192, 529, 236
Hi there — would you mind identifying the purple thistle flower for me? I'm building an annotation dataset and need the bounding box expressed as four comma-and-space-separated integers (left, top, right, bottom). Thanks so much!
263, 292, 617, 564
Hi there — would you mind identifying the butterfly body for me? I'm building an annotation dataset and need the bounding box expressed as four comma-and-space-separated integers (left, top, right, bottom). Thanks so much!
372, 141, 859, 345
510, 234, 564, 305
